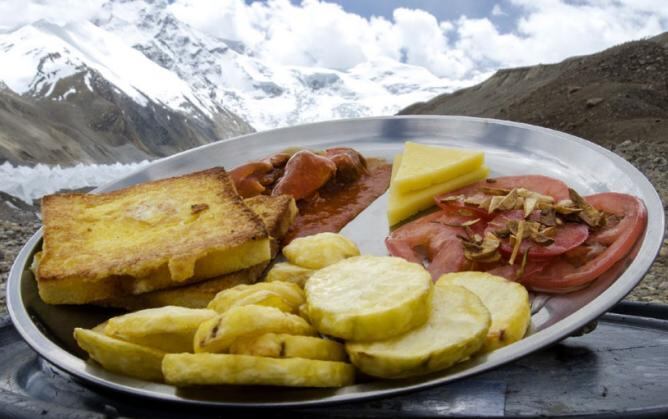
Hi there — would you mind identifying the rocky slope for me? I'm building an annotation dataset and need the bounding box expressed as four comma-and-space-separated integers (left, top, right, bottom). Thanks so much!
400, 34, 668, 303
0, 20, 253, 165
400, 36, 667, 154
0, 72, 252, 165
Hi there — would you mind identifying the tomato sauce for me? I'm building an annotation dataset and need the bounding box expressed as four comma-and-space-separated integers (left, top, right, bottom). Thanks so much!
284, 158, 392, 243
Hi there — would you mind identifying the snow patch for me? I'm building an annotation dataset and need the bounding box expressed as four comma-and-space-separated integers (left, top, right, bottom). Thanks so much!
0, 161, 151, 204
61, 86, 76, 99
84, 72, 93, 91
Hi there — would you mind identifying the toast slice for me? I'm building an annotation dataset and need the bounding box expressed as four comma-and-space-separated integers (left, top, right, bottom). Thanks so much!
94, 194, 298, 310
37, 168, 271, 305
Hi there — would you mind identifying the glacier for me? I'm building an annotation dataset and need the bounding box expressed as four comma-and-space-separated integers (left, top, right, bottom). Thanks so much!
0, 161, 151, 205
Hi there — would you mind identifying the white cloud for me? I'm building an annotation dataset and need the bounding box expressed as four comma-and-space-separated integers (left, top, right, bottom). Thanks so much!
0, 0, 105, 31
492, 4, 506, 16
166, 0, 668, 79
167, 0, 264, 47
2, 0, 668, 82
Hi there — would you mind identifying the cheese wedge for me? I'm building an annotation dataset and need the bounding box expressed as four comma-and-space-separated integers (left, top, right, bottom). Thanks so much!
393, 142, 484, 194
387, 154, 489, 226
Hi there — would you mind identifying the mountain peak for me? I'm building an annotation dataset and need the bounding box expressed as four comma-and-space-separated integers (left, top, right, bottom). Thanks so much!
90, 0, 458, 130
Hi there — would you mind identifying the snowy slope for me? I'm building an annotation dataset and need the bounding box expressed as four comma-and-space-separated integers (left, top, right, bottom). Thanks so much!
0, 19, 214, 117
0, 0, 481, 132
94, 0, 480, 131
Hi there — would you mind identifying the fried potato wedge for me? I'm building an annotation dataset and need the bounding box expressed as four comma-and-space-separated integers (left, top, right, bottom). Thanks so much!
283, 232, 360, 269
437, 272, 530, 352
74, 328, 164, 382
305, 256, 432, 341
92, 321, 108, 333
264, 262, 315, 288
298, 303, 310, 322
229, 333, 347, 362
207, 281, 305, 314
162, 354, 354, 387
194, 305, 316, 353
104, 306, 217, 353
346, 285, 490, 379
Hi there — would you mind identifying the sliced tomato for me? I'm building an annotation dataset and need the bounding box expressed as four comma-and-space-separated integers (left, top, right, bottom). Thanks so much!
435, 195, 493, 219
522, 193, 647, 292
485, 210, 589, 259
435, 175, 571, 203
486, 259, 548, 282
385, 210, 480, 279
428, 238, 466, 279
586, 193, 644, 246
489, 175, 570, 201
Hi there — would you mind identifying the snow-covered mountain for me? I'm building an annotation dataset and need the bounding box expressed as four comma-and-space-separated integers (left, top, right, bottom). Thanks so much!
0, 0, 480, 166
0, 15, 253, 165
1, 19, 212, 115
93, 0, 475, 131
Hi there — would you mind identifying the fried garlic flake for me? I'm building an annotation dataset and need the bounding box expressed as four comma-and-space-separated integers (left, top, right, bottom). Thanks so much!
568, 188, 604, 228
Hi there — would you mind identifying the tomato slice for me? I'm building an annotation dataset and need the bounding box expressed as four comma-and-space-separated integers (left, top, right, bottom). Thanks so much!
486, 259, 548, 282
435, 175, 571, 203
489, 175, 570, 201
386, 210, 480, 279
522, 193, 647, 292
485, 210, 589, 259
428, 238, 466, 279
435, 196, 492, 219
586, 193, 642, 246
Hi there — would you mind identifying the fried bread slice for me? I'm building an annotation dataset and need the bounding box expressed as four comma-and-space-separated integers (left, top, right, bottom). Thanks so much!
96, 194, 297, 309
37, 168, 271, 305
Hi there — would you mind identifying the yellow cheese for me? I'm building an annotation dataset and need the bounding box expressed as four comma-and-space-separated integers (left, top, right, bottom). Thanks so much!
387, 158, 489, 226
393, 142, 485, 194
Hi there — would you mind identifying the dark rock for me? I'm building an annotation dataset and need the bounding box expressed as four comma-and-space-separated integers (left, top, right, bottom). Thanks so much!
0, 192, 38, 224
586, 97, 604, 107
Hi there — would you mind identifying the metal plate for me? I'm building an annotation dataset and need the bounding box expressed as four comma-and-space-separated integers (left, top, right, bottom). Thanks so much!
2, 307, 667, 418
5, 116, 665, 407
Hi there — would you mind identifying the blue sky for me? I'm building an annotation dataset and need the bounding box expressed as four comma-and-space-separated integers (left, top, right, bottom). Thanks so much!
309, 0, 520, 32
2, 0, 667, 81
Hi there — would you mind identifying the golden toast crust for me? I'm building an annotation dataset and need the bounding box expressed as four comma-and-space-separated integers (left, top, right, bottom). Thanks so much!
37, 168, 270, 303
96, 195, 297, 309
244, 194, 298, 239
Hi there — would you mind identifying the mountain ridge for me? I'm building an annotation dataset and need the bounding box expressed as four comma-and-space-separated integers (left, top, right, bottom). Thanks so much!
0, 18, 254, 165
399, 36, 668, 152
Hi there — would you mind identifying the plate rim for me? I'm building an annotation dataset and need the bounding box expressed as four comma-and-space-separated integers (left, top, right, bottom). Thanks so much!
6, 115, 665, 408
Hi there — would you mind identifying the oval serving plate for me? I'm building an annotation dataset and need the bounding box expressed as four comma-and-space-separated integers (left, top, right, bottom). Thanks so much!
6, 116, 664, 408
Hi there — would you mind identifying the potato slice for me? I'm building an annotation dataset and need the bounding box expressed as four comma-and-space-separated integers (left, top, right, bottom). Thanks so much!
437, 272, 531, 352
163, 353, 354, 387
265, 262, 315, 288
208, 281, 305, 314
298, 303, 310, 322
230, 333, 347, 362
346, 285, 490, 379
74, 328, 164, 382
104, 306, 217, 353
92, 321, 108, 333
195, 305, 316, 353
283, 232, 360, 269
305, 256, 432, 341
